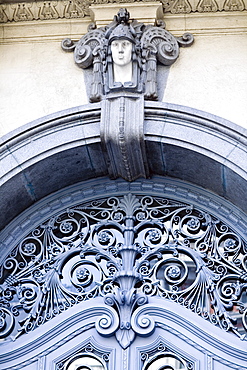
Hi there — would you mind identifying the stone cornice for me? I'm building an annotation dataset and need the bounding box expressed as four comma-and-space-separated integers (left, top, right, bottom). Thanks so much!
0, 0, 247, 24
1, 11, 247, 45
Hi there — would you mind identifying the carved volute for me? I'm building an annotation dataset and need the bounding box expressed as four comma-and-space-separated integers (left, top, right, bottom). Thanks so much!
62, 8, 194, 102
61, 8, 194, 181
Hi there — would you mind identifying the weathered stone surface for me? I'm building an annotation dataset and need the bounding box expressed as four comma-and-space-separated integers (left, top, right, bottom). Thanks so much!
62, 8, 194, 102
100, 93, 148, 181
0, 102, 246, 231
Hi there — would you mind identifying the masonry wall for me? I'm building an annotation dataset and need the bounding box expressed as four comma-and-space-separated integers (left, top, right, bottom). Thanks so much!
0, 11, 247, 137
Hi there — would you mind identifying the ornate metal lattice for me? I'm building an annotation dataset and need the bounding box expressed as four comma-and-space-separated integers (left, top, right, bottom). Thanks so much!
140, 340, 194, 370
56, 340, 110, 370
0, 194, 247, 348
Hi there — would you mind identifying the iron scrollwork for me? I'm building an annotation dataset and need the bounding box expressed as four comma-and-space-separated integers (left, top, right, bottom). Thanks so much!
0, 194, 247, 348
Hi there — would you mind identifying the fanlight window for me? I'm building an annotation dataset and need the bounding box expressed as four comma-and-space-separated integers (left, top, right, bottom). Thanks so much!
0, 193, 247, 348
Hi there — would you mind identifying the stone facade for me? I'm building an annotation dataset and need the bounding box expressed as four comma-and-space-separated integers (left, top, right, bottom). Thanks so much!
0, 2, 247, 369
0, 3, 247, 135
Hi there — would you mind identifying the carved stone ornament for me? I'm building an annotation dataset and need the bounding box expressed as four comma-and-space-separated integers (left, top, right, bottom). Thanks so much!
1, 0, 247, 24
61, 9, 193, 182
1, 194, 247, 349
61, 8, 194, 102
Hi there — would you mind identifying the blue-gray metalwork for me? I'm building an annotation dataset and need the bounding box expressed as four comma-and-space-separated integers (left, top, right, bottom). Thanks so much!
1, 97, 247, 368
1, 192, 247, 352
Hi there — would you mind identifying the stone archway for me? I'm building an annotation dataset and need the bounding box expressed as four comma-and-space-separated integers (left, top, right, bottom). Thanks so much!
0, 177, 247, 370
0, 102, 247, 369
0, 101, 246, 232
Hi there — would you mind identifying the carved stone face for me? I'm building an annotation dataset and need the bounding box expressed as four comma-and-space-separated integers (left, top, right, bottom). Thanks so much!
111, 39, 132, 66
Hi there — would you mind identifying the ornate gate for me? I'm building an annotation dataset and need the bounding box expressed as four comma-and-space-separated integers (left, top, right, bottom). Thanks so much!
0, 178, 247, 370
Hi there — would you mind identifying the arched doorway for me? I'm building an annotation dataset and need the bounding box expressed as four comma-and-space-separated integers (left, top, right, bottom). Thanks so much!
1, 177, 247, 369
0, 103, 247, 369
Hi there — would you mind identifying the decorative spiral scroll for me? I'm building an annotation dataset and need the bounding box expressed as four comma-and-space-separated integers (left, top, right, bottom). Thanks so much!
171, 210, 207, 240
0, 308, 14, 338
217, 275, 242, 302
95, 229, 116, 248
1, 193, 247, 344
218, 233, 241, 255
61, 38, 76, 52
20, 238, 39, 256
157, 39, 179, 65
71, 263, 93, 288
141, 27, 179, 66
143, 227, 168, 247
53, 215, 81, 240
131, 308, 155, 336
73, 28, 105, 69
95, 309, 119, 337
176, 32, 194, 47
61, 256, 103, 294
17, 281, 39, 307
154, 254, 194, 291
74, 44, 93, 69
3, 256, 19, 276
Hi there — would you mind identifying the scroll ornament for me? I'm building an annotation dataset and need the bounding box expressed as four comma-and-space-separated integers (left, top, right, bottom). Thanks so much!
61, 8, 194, 102
1, 194, 247, 349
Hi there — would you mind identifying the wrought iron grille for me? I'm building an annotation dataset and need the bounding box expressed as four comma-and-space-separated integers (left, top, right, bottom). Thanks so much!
140, 340, 193, 370
0, 194, 247, 347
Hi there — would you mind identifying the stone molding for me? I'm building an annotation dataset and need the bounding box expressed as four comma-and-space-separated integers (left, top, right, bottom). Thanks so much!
155, 324, 246, 369
133, 300, 247, 361
1, 13, 246, 45
1, 296, 247, 369
0, 102, 247, 233
1, 176, 247, 254
0, 0, 247, 24
0, 297, 115, 368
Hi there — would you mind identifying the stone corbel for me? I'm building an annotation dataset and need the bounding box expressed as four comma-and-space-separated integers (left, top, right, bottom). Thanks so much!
61, 7, 194, 182
89, 1, 164, 28
100, 93, 149, 181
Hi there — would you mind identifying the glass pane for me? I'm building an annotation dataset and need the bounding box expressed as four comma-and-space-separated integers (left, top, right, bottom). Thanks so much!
144, 356, 186, 370
66, 356, 105, 370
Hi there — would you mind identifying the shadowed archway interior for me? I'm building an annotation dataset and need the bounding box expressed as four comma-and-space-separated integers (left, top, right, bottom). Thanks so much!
0, 103, 247, 370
